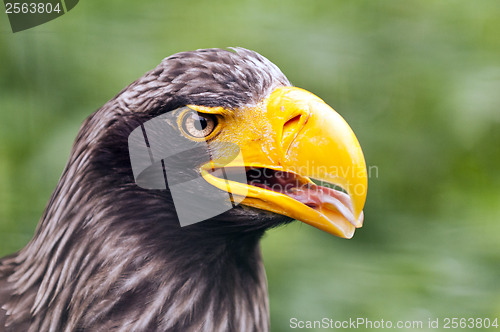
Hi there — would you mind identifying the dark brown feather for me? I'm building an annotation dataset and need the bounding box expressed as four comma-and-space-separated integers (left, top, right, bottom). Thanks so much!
0, 48, 291, 331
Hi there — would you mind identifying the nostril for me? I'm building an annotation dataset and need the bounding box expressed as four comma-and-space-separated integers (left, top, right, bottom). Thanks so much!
282, 113, 308, 154
282, 114, 302, 142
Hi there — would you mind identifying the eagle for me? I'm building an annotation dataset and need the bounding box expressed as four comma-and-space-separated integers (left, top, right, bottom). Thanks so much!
0, 48, 367, 332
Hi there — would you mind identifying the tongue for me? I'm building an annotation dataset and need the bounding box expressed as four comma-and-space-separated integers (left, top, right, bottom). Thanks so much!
284, 184, 362, 227
245, 168, 363, 227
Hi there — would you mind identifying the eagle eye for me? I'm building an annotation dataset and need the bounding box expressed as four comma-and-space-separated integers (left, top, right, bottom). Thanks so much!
181, 110, 218, 139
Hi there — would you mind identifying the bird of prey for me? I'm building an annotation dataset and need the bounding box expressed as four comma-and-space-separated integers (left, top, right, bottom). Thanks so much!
0, 48, 367, 332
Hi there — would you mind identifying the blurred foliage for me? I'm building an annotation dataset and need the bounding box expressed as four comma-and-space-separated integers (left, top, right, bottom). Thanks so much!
1, 1, 500, 331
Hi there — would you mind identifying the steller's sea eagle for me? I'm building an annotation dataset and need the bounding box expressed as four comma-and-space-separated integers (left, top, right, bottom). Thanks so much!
0, 48, 367, 332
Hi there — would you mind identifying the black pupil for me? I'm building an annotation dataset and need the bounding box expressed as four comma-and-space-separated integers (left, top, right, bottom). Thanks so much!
193, 114, 208, 131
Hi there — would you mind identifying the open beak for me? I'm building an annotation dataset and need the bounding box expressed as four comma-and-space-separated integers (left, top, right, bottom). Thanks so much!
200, 87, 367, 238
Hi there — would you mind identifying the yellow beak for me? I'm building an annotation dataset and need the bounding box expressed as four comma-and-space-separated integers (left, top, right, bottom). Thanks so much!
200, 87, 367, 238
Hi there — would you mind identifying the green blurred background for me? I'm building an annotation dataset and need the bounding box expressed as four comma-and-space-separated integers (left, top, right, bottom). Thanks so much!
1, 1, 499, 331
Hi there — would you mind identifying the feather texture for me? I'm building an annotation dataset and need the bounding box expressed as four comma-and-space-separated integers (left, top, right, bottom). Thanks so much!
0, 48, 292, 331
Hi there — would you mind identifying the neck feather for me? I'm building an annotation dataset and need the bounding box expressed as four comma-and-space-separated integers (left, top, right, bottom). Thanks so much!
2, 115, 270, 331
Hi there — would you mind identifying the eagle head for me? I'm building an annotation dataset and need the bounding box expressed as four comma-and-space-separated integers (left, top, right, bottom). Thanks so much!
96, 47, 367, 238
0, 48, 367, 332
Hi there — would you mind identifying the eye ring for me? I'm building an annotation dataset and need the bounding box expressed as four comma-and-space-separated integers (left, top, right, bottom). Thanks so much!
181, 110, 218, 139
